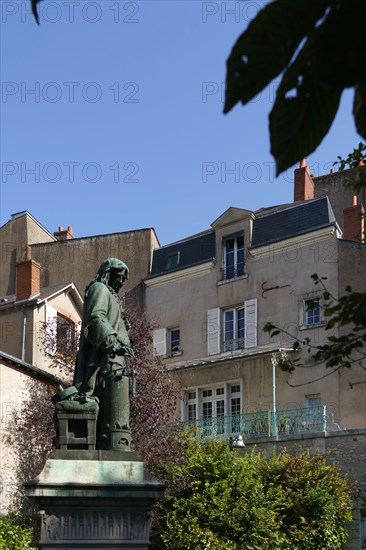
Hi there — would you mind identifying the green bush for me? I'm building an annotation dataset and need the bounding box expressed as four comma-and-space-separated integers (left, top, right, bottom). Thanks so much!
0, 517, 37, 550
155, 432, 352, 550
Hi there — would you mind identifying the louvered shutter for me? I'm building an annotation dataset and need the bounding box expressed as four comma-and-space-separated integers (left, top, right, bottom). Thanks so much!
153, 328, 167, 356
245, 299, 257, 348
207, 308, 220, 355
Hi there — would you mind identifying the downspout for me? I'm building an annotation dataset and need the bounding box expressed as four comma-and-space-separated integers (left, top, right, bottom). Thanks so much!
21, 308, 27, 361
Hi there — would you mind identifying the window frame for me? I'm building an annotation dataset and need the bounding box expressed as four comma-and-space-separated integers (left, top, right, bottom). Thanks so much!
223, 306, 245, 352
183, 382, 242, 436
222, 233, 245, 280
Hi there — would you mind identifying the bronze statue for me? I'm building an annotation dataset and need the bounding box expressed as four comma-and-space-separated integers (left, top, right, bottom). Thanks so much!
54, 258, 135, 451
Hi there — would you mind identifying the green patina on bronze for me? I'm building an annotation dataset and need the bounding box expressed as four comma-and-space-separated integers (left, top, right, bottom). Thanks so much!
54, 258, 135, 452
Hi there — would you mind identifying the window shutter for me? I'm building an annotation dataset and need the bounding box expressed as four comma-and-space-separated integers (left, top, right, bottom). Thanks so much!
45, 304, 57, 356
245, 299, 257, 348
153, 328, 167, 356
207, 308, 220, 355
75, 322, 81, 351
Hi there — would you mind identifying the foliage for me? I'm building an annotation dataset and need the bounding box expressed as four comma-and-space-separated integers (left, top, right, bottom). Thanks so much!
333, 142, 366, 193
40, 315, 79, 385
3, 379, 54, 528
264, 274, 366, 374
0, 516, 37, 549
153, 432, 352, 550
125, 306, 181, 471
30, 0, 41, 24
224, 0, 366, 175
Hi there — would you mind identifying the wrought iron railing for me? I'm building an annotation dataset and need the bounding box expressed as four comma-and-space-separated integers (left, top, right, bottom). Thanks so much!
223, 338, 245, 352
182, 406, 340, 439
222, 263, 245, 280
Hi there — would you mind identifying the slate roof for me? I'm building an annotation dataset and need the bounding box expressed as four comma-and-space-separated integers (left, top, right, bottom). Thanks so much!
147, 197, 338, 278
149, 231, 215, 277
251, 197, 338, 248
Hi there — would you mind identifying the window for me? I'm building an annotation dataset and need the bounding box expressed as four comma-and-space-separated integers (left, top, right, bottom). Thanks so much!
57, 313, 77, 358
184, 383, 242, 436
170, 328, 180, 353
153, 327, 182, 356
222, 234, 244, 280
45, 304, 79, 360
166, 252, 180, 270
224, 307, 245, 351
304, 298, 320, 326
207, 299, 257, 356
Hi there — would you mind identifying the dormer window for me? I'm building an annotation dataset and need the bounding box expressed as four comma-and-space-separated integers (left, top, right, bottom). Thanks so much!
222, 234, 244, 280
166, 252, 180, 270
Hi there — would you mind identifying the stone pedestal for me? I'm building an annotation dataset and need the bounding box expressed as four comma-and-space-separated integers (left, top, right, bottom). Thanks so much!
25, 452, 165, 549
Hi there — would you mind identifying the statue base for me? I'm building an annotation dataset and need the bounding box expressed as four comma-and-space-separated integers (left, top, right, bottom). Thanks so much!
25, 452, 165, 549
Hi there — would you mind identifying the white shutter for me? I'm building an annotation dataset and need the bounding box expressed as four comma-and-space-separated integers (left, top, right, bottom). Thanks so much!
245, 299, 257, 348
75, 322, 81, 351
153, 328, 167, 356
207, 308, 220, 355
45, 304, 57, 356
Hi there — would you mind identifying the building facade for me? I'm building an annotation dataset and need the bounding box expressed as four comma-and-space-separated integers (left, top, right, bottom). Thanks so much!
145, 164, 366, 438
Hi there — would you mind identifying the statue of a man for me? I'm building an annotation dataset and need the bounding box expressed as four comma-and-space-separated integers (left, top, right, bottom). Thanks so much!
73, 258, 134, 450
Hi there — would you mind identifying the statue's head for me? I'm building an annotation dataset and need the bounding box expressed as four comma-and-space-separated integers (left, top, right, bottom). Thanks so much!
95, 258, 129, 292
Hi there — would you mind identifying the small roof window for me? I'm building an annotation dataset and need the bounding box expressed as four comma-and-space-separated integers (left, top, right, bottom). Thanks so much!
166, 252, 180, 270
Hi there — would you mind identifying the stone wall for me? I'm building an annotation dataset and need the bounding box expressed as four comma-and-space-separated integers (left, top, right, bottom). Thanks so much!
242, 429, 366, 549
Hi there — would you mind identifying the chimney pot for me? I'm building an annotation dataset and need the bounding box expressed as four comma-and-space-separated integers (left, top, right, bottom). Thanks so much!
300, 158, 306, 168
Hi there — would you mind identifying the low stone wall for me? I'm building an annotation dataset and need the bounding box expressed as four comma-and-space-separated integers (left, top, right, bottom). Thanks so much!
242, 429, 366, 550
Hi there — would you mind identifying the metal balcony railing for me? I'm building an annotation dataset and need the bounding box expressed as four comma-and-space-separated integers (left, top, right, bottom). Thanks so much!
223, 338, 245, 352
182, 406, 341, 439
222, 263, 245, 280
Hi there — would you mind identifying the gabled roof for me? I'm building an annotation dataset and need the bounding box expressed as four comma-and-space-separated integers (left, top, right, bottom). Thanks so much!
211, 207, 254, 229
250, 197, 339, 249
0, 210, 56, 240
0, 283, 83, 312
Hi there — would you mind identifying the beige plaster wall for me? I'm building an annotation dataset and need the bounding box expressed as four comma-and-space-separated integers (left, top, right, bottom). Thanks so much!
0, 214, 54, 297
31, 229, 159, 309
146, 227, 365, 429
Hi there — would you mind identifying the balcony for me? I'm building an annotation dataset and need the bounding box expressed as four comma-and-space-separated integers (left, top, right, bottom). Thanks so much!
182, 406, 341, 439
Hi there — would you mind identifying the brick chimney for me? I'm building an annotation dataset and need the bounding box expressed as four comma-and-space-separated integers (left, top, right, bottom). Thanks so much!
343, 196, 365, 242
54, 225, 74, 240
16, 246, 41, 301
294, 158, 314, 201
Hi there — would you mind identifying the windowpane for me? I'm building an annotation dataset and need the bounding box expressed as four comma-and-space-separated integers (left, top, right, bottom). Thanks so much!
188, 404, 196, 421
170, 328, 180, 352
188, 391, 196, 400
231, 385, 240, 394
202, 389, 212, 398
237, 308, 245, 339
231, 397, 241, 415
305, 299, 320, 325
224, 310, 234, 341
167, 253, 179, 270
216, 400, 225, 416
216, 387, 224, 396
203, 401, 212, 419
223, 235, 245, 280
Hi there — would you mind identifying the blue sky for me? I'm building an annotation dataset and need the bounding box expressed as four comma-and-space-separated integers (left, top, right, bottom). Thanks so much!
1, 0, 362, 245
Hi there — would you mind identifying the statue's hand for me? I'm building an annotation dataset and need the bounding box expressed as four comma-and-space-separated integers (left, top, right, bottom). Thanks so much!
102, 334, 120, 358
